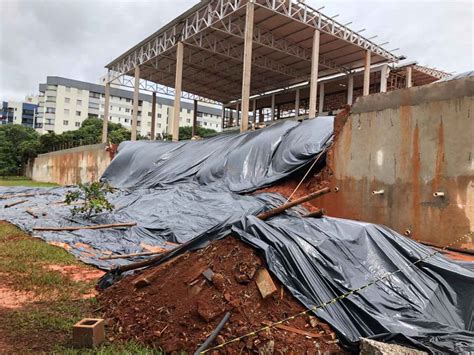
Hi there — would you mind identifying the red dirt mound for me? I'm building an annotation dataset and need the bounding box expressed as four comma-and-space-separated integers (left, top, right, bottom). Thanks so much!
98, 236, 346, 354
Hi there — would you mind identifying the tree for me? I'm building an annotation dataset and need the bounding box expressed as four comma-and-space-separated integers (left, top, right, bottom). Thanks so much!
0, 125, 40, 176
65, 182, 114, 218
178, 126, 218, 140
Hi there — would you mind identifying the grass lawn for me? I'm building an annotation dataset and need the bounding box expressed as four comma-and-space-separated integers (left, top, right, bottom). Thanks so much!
0, 176, 59, 187
0, 221, 159, 354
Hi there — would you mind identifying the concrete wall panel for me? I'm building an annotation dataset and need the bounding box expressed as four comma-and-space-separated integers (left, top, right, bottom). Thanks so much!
28, 144, 112, 185
319, 78, 474, 251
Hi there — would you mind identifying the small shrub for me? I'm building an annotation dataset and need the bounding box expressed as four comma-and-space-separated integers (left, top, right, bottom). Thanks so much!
65, 182, 114, 218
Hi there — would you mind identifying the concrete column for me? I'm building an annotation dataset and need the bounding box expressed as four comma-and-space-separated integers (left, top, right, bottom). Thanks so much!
308, 29, 321, 117
271, 94, 276, 120
380, 64, 388, 93
258, 108, 263, 124
229, 109, 234, 127
294, 88, 300, 119
221, 104, 225, 130
150, 92, 157, 140
276, 104, 281, 120
131, 66, 140, 141
252, 99, 257, 125
101, 82, 110, 143
318, 83, 325, 114
235, 102, 240, 126
172, 41, 184, 141
240, 1, 255, 132
363, 50, 371, 96
347, 75, 354, 105
406, 66, 413, 88
192, 99, 198, 137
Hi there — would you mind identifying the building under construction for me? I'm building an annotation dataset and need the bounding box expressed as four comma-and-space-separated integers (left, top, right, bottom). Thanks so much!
102, 0, 448, 142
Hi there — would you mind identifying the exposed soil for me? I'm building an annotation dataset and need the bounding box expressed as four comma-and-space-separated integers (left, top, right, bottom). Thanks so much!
44, 264, 105, 283
256, 165, 333, 213
99, 236, 346, 354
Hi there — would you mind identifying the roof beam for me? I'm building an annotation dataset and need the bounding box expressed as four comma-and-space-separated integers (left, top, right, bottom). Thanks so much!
211, 15, 348, 73
186, 31, 309, 80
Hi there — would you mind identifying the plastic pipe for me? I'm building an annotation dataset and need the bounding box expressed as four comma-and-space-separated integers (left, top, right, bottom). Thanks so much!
194, 311, 231, 355
372, 190, 384, 195
433, 192, 445, 197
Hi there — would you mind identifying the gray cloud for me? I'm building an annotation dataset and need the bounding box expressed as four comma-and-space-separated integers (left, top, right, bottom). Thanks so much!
1, 0, 472, 101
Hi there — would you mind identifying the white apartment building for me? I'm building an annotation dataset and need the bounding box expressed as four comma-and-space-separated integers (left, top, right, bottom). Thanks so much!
36, 77, 223, 137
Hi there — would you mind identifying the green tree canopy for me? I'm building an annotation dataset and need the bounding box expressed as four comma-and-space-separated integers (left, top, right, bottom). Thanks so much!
0, 124, 40, 176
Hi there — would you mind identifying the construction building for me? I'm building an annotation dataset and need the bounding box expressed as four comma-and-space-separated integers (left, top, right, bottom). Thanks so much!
102, 0, 449, 142
0, 98, 39, 128
36, 76, 223, 136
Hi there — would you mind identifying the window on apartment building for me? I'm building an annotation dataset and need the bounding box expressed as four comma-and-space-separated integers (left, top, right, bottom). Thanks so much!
126, 98, 131, 103
89, 92, 100, 99
63, 120, 69, 125
125, 108, 130, 113
138, 111, 142, 116
187, 109, 191, 114
75, 122, 81, 127
46, 107, 55, 114
46, 96, 55, 102
65, 97, 70, 103
77, 99, 82, 105
203, 122, 208, 126
148, 112, 152, 117
76, 111, 81, 116
157, 113, 161, 118
119, 107, 122, 111
186, 118, 190, 123
110, 105, 113, 110
158, 123, 161, 128
64, 109, 70, 115
138, 100, 143, 106
46, 119, 53, 125
65, 87, 71, 92
158, 104, 162, 108
125, 119, 129, 123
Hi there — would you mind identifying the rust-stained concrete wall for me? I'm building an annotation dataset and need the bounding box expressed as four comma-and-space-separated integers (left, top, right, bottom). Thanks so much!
27, 144, 112, 185
319, 77, 474, 251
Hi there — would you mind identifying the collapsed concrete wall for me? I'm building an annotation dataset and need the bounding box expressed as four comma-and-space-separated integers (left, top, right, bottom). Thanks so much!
26, 144, 113, 185
320, 77, 474, 251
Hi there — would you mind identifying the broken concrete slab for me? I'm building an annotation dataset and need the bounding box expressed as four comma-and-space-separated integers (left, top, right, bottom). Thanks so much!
360, 338, 428, 355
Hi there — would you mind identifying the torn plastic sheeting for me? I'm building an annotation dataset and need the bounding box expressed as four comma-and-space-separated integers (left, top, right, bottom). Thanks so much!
230, 215, 474, 354
0, 183, 287, 269
101, 117, 334, 192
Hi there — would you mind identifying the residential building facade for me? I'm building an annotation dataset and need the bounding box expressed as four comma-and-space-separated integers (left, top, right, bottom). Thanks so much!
1, 100, 38, 128
36, 77, 223, 136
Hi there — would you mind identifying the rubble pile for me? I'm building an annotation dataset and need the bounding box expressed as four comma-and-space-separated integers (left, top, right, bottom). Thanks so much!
99, 237, 345, 353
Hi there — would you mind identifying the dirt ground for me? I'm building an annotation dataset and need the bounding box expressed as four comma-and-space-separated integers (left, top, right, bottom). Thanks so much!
0, 221, 105, 353
99, 236, 347, 354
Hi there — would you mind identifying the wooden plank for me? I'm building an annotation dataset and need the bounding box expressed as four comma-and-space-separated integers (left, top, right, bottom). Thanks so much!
33, 222, 136, 231
5, 200, 27, 208
262, 321, 325, 338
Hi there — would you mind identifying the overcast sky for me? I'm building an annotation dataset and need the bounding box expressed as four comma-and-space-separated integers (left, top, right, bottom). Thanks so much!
1, 0, 472, 101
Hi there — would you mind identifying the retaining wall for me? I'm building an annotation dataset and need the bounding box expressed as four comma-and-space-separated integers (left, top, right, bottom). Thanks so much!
319, 77, 474, 251
26, 144, 113, 185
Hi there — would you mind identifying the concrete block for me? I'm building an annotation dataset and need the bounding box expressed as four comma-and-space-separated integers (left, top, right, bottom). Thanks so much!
360, 338, 427, 355
73, 318, 105, 348
255, 268, 277, 299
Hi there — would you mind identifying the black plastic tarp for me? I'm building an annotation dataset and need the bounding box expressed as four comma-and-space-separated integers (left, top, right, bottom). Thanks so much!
231, 215, 474, 353
102, 117, 334, 192
1, 116, 473, 353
